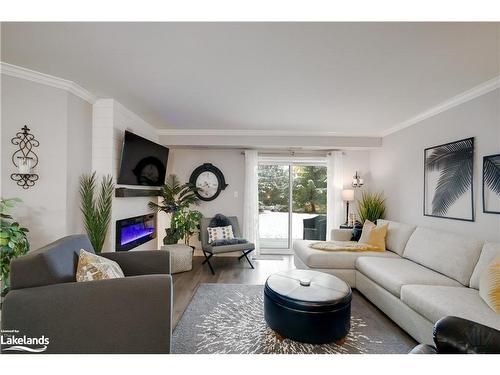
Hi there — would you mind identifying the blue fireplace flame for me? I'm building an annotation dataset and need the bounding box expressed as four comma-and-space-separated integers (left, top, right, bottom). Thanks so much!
120, 223, 155, 246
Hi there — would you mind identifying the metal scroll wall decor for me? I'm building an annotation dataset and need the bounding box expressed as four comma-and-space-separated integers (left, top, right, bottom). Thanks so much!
10, 125, 40, 189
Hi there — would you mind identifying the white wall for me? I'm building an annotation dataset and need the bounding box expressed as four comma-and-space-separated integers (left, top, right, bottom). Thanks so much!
370, 89, 500, 242
66, 93, 93, 234
92, 99, 161, 252
167, 148, 371, 250
1, 75, 93, 250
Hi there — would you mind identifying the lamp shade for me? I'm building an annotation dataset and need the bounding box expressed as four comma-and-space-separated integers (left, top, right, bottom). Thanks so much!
342, 189, 355, 202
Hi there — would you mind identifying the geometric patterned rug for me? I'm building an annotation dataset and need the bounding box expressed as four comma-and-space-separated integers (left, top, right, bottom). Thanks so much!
172, 283, 416, 354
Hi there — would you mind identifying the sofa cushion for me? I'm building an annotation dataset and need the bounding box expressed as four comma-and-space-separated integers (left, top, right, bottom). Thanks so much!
401, 285, 500, 331
356, 257, 462, 297
403, 227, 483, 285
377, 219, 416, 256
205, 242, 255, 254
293, 240, 399, 270
470, 242, 500, 289
10, 234, 95, 290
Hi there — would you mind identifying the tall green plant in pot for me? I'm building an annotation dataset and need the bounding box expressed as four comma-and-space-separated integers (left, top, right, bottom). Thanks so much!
357, 191, 386, 224
1, 198, 30, 297
80, 172, 114, 253
149, 174, 203, 246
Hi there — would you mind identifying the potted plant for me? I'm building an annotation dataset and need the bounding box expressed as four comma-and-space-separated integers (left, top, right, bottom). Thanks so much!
149, 174, 203, 246
79, 172, 114, 253
357, 191, 386, 224
1, 198, 30, 298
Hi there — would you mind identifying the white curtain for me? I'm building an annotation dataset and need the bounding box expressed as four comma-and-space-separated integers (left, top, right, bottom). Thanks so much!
243, 150, 260, 255
326, 151, 344, 240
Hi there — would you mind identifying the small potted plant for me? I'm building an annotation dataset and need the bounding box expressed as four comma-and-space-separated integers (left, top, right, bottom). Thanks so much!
1, 198, 30, 301
149, 174, 203, 247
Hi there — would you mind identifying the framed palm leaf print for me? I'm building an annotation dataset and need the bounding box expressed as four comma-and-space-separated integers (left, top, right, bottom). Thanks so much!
423, 137, 474, 221
483, 154, 500, 214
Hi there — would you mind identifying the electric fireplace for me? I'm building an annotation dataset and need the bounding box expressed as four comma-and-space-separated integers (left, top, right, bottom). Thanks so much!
115, 214, 156, 251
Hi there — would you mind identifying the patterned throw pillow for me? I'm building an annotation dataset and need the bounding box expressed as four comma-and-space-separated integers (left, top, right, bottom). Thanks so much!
479, 256, 500, 313
76, 249, 125, 282
207, 225, 234, 244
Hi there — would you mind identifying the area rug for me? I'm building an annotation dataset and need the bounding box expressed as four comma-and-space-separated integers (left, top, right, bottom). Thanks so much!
172, 283, 416, 354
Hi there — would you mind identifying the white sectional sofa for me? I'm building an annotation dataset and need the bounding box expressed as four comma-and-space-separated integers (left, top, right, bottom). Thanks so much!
293, 219, 500, 344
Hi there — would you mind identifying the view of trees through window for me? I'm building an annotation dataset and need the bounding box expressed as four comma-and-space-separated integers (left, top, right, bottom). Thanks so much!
258, 165, 327, 214
258, 164, 327, 250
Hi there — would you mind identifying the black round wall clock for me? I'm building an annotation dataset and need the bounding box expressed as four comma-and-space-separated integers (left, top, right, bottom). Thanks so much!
189, 163, 228, 201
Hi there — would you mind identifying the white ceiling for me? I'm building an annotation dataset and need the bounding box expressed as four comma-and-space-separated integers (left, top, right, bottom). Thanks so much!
1, 22, 499, 136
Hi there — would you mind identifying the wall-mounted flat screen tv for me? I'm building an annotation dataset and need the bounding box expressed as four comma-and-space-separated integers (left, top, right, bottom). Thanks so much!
117, 131, 169, 186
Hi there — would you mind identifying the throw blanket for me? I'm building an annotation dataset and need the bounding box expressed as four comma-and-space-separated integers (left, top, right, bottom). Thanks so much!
310, 240, 384, 252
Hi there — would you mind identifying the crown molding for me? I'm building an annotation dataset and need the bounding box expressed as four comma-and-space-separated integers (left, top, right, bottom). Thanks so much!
157, 128, 380, 138
158, 76, 500, 139
382, 75, 500, 137
2, 63, 497, 138
0, 62, 97, 104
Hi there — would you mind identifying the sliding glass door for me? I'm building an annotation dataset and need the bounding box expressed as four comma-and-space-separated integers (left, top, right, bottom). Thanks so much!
258, 164, 290, 250
258, 159, 327, 254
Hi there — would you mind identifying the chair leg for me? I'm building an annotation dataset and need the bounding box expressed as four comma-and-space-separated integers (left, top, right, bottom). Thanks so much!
202, 250, 215, 275
239, 249, 255, 269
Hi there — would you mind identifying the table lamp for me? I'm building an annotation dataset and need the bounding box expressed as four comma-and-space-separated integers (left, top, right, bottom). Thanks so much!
341, 189, 355, 225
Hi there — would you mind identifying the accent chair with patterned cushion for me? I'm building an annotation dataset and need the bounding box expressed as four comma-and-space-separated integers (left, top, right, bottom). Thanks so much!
200, 216, 255, 275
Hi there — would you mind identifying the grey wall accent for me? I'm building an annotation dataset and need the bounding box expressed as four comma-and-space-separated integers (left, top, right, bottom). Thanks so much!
1, 75, 93, 250
370, 89, 500, 242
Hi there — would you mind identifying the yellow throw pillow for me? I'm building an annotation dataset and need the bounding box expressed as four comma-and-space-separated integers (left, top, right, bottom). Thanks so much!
358, 220, 376, 244
358, 220, 388, 251
479, 256, 500, 313
76, 249, 125, 282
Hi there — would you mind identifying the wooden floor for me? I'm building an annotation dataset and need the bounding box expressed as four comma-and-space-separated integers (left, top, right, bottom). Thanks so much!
172, 255, 294, 327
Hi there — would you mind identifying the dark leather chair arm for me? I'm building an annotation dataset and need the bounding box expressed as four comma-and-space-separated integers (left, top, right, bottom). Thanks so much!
1, 275, 172, 353
433, 316, 500, 354
100, 250, 170, 275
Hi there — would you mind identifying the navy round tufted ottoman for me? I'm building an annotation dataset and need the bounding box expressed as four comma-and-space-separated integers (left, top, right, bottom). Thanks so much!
264, 269, 352, 344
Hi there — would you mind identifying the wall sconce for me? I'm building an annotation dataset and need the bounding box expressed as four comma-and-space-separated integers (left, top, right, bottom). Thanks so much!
11, 125, 39, 189
352, 171, 364, 188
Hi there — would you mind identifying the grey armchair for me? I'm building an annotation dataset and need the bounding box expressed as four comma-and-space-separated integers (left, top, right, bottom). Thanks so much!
1, 234, 172, 354
200, 216, 255, 275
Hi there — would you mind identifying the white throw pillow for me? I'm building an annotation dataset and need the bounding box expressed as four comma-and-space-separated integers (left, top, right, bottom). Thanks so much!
76, 249, 125, 282
207, 225, 234, 244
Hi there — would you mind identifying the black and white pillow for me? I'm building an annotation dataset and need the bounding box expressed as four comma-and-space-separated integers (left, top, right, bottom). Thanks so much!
207, 225, 234, 244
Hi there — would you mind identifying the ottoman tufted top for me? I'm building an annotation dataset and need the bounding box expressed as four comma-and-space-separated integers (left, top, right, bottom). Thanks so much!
264, 269, 352, 312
